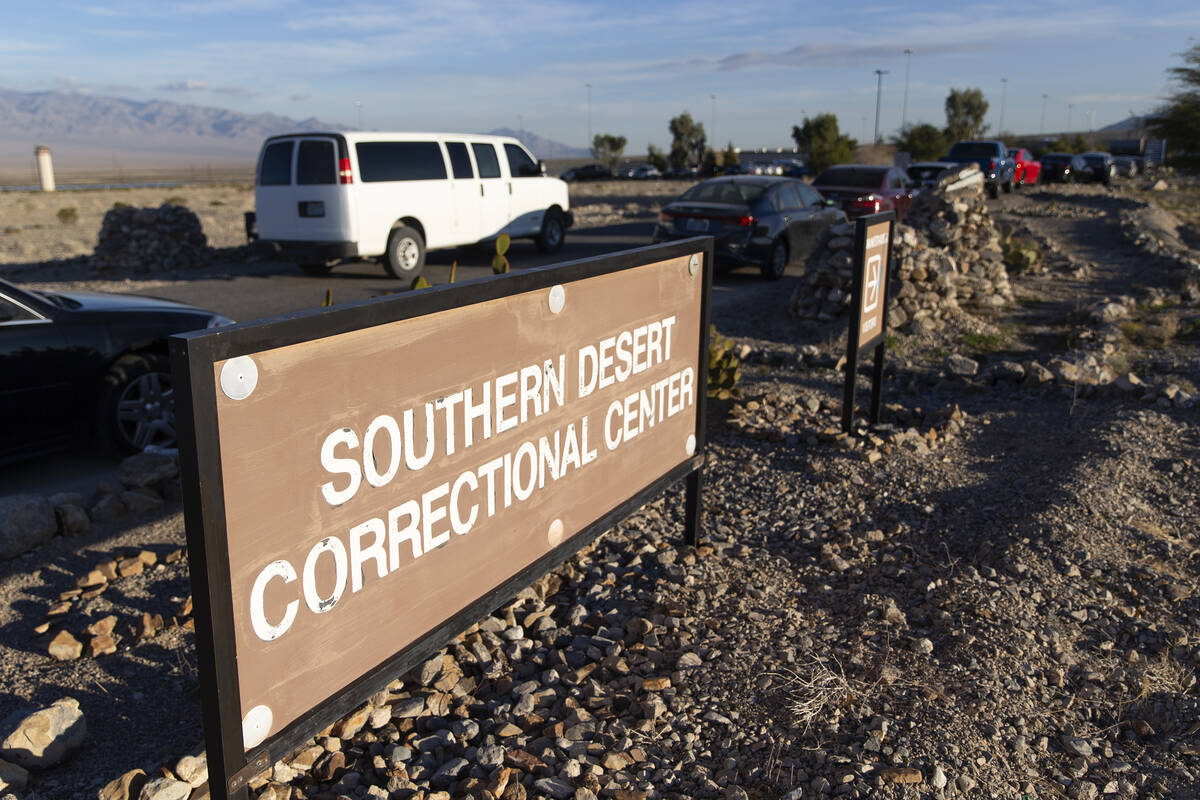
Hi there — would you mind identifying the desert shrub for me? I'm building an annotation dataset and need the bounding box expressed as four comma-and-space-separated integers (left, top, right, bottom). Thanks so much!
56, 207, 77, 225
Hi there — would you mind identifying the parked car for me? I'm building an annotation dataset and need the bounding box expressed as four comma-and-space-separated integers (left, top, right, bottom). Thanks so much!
721, 163, 753, 175
652, 176, 846, 279
905, 161, 957, 188
1080, 152, 1115, 184
1040, 153, 1086, 183
811, 165, 917, 221
1006, 148, 1042, 188
776, 159, 809, 177
0, 278, 233, 464
1112, 156, 1139, 178
628, 165, 662, 180
662, 166, 699, 179
252, 131, 572, 280
944, 140, 1016, 197
560, 163, 612, 182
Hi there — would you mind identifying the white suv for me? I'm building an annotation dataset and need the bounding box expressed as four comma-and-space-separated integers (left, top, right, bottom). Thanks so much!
251, 132, 572, 278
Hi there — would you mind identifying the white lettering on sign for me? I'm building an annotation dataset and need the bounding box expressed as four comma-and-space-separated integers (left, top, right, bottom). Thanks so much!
866, 233, 889, 249
247, 313, 695, 643
863, 254, 882, 314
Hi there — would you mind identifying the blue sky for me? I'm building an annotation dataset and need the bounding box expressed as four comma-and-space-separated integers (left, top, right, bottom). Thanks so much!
3, 0, 1197, 149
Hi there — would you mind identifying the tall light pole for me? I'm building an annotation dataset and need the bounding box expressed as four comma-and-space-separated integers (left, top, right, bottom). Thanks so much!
1067, 103, 1074, 133
710, 94, 716, 147
1040, 94, 1048, 136
901, 48, 913, 132
873, 69, 888, 144
998, 78, 1008, 134
585, 83, 593, 150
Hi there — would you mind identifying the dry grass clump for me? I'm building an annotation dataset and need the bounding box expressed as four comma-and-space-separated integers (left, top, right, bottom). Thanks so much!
766, 654, 858, 735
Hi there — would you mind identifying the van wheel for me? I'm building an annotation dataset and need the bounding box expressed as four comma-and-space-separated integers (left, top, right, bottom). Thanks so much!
383, 226, 425, 280
298, 260, 333, 276
535, 210, 565, 253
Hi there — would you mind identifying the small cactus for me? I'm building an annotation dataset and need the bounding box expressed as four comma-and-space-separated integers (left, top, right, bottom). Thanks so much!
707, 325, 742, 399
492, 233, 511, 274
410, 275, 432, 290
321, 288, 333, 307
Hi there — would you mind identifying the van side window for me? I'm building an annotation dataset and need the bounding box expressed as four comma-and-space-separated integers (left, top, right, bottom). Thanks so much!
259, 141, 293, 186
356, 142, 447, 182
472, 144, 502, 179
504, 144, 539, 178
445, 142, 474, 179
297, 140, 335, 185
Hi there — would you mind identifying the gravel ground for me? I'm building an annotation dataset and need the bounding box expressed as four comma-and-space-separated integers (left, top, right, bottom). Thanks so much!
0, 177, 1198, 800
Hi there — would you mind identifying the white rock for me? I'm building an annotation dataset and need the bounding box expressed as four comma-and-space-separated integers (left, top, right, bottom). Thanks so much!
138, 777, 192, 800
0, 697, 87, 769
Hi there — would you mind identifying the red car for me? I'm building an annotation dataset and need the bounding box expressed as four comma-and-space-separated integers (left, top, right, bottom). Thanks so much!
1007, 148, 1041, 188
811, 165, 916, 221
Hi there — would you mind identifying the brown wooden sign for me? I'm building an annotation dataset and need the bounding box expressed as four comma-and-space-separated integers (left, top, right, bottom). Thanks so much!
170, 240, 711, 799
842, 211, 895, 432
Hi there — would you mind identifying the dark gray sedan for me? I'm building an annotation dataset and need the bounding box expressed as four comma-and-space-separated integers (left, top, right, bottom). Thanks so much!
652, 176, 845, 279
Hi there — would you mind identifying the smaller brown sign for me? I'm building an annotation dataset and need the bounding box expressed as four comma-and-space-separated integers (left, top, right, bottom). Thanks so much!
856, 219, 891, 349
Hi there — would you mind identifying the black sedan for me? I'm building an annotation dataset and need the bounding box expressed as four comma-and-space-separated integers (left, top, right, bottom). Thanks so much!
0, 279, 232, 464
1080, 152, 1115, 184
559, 163, 612, 182
1040, 153, 1086, 183
652, 176, 846, 279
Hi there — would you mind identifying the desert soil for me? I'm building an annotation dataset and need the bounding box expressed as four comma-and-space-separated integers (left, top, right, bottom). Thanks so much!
0, 175, 1197, 800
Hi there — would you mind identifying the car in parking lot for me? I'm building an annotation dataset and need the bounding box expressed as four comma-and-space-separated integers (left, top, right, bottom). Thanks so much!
651, 176, 846, 279
1040, 153, 1086, 183
905, 161, 957, 188
812, 165, 917, 221
944, 140, 1016, 197
560, 163, 612, 182
662, 166, 699, 179
626, 165, 662, 180
1080, 152, 1115, 184
1112, 156, 1140, 177
1007, 148, 1042, 187
0, 279, 232, 464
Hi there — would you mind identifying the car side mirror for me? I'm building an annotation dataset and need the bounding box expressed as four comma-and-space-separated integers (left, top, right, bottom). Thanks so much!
539, 161, 547, 175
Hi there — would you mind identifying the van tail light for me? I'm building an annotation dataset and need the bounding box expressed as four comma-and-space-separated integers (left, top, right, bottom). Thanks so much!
658, 210, 675, 224
851, 197, 881, 214
339, 157, 353, 184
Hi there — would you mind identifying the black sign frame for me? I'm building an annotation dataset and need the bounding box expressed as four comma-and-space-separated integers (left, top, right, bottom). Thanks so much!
169, 239, 713, 799
841, 211, 896, 432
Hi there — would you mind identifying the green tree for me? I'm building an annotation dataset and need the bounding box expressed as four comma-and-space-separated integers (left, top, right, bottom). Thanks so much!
722, 142, 739, 167
701, 148, 720, 175
591, 133, 627, 172
791, 114, 856, 174
891, 123, 948, 161
646, 144, 668, 171
1149, 43, 1200, 167
944, 88, 990, 142
668, 112, 707, 168
1043, 134, 1089, 155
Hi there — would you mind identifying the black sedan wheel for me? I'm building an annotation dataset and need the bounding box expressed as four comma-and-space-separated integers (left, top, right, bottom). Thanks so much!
761, 239, 789, 280
100, 353, 176, 453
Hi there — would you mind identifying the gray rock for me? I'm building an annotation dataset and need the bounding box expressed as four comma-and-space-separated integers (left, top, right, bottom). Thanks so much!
119, 452, 179, 489
174, 754, 206, 787
0, 494, 56, 560
0, 758, 30, 793
477, 744, 505, 768
533, 776, 575, 799
54, 503, 90, 535
431, 756, 469, 786
1061, 735, 1092, 758
392, 696, 425, 718
121, 489, 164, 514
0, 697, 87, 769
931, 766, 947, 789
89, 493, 128, 524
945, 353, 979, 377
677, 652, 703, 668
137, 777, 192, 800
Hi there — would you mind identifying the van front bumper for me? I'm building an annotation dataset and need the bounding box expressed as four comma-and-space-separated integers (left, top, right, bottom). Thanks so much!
263, 240, 359, 260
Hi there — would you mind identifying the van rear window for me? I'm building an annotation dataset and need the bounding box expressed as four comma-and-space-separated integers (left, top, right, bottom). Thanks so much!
356, 142, 446, 182
259, 141, 293, 186
297, 139, 336, 185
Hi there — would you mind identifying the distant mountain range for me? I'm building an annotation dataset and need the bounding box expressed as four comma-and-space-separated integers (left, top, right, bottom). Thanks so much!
0, 88, 585, 171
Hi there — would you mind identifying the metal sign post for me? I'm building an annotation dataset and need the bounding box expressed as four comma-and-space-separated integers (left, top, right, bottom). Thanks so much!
841, 211, 896, 433
170, 239, 713, 799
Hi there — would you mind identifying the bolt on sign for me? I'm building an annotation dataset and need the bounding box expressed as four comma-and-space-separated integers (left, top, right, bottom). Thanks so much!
169, 240, 712, 799
841, 211, 896, 433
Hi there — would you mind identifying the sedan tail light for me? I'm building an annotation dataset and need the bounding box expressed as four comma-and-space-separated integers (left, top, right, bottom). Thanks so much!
988, 159, 997, 171
658, 211, 675, 224
726, 215, 756, 227
851, 197, 881, 214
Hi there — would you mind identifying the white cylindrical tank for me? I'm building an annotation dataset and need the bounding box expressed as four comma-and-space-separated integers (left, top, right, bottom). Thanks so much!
35, 146, 55, 192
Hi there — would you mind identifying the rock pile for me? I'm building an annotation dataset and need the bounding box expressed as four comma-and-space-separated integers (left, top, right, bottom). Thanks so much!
790, 164, 1013, 334
92, 205, 210, 273
1117, 204, 1200, 297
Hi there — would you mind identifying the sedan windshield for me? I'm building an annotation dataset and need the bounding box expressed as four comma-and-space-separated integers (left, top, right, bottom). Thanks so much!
678, 181, 766, 205
813, 167, 885, 189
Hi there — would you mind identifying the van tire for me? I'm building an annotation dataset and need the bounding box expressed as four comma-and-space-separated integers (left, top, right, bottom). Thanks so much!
535, 210, 565, 253
383, 226, 425, 280
298, 261, 333, 276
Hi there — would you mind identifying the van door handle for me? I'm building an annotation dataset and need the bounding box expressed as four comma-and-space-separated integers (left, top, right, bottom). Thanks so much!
508, 183, 512, 195
480, 185, 484, 197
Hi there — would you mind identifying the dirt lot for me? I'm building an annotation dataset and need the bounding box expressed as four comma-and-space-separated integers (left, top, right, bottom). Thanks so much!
0, 174, 1198, 800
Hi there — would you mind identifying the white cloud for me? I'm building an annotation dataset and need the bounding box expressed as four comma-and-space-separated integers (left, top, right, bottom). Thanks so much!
160, 80, 209, 91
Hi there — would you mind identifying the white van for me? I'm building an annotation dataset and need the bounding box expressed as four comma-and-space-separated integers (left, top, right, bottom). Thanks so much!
251, 132, 573, 279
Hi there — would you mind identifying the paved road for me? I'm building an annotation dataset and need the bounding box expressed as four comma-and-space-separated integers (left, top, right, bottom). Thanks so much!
0, 221, 799, 496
